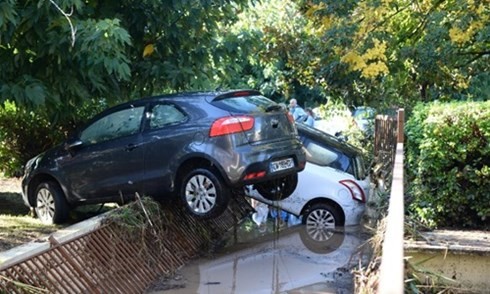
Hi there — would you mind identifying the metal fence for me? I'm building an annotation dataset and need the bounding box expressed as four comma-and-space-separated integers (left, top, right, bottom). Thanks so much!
373, 113, 399, 189
0, 195, 253, 293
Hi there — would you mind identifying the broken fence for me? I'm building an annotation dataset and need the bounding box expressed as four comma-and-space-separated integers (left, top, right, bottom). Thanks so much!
0, 195, 253, 293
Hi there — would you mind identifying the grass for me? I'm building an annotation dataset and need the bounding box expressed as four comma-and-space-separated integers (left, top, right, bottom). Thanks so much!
0, 191, 60, 251
0, 187, 115, 252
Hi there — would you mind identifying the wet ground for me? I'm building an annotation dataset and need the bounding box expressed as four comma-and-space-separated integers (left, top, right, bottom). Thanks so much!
149, 216, 371, 294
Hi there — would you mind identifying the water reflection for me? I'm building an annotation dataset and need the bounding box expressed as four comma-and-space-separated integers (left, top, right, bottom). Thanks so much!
152, 218, 365, 294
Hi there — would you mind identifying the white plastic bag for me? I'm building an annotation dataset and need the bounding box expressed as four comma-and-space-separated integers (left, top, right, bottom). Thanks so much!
252, 202, 269, 226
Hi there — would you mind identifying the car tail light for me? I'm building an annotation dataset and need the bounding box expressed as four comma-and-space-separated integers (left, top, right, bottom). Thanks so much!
287, 112, 295, 124
209, 116, 254, 137
244, 171, 266, 180
339, 180, 366, 203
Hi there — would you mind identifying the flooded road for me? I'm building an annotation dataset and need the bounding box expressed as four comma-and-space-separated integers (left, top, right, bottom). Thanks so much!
150, 218, 370, 294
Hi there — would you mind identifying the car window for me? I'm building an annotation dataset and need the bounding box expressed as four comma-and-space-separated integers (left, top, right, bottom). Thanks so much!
80, 106, 144, 145
212, 95, 275, 113
354, 155, 368, 180
301, 137, 353, 174
149, 104, 187, 129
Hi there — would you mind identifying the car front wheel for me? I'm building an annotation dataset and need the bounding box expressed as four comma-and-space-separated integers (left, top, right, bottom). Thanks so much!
254, 173, 298, 201
180, 168, 230, 219
34, 181, 69, 224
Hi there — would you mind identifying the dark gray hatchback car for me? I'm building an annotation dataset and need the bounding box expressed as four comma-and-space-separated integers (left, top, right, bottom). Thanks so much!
22, 90, 306, 224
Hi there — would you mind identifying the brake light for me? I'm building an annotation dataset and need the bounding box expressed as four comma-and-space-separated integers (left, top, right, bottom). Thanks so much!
244, 171, 266, 180
339, 180, 366, 203
287, 112, 295, 124
232, 91, 252, 97
210, 116, 254, 137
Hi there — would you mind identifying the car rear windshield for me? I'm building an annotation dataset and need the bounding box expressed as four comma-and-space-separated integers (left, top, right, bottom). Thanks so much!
301, 136, 354, 176
211, 95, 278, 114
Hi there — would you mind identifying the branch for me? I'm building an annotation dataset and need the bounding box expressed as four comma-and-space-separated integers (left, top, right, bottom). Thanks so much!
458, 50, 490, 67
405, 0, 446, 41
49, 0, 77, 47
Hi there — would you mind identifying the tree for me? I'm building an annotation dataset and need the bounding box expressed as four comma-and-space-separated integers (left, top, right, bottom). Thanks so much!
0, 0, 249, 175
0, 0, 249, 123
294, 0, 490, 107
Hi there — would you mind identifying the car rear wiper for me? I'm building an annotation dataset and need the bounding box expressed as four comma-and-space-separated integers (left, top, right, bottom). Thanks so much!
265, 104, 284, 112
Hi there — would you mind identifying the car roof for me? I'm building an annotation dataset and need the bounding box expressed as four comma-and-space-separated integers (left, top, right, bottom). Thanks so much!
135, 89, 262, 103
296, 123, 361, 157
100, 90, 263, 113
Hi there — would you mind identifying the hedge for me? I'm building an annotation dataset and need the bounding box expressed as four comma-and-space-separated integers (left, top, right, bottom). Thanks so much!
406, 101, 490, 229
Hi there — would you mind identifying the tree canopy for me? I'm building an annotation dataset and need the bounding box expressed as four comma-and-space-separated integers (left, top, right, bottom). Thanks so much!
229, 0, 490, 108
1, 0, 488, 117
0, 0, 249, 122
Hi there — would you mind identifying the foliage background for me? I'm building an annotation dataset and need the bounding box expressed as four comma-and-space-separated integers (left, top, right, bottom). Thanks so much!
406, 101, 490, 229
1, 0, 489, 177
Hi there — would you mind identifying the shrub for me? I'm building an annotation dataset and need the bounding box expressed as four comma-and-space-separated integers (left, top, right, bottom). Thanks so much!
406, 101, 490, 229
314, 100, 374, 163
0, 102, 64, 176
0, 100, 107, 177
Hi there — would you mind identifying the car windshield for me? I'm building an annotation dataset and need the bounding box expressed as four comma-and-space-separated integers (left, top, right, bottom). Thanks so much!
211, 95, 277, 113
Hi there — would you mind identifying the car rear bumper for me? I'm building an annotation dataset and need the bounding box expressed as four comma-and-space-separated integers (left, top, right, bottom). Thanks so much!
234, 140, 306, 186
343, 201, 366, 226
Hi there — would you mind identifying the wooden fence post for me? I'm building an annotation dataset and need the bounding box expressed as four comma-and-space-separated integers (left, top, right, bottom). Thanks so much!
397, 109, 404, 144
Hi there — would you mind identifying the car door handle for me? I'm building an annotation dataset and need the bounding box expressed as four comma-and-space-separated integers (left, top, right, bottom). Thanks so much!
125, 144, 140, 152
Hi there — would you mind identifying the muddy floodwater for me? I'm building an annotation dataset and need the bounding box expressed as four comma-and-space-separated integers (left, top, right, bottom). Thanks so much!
149, 217, 371, 294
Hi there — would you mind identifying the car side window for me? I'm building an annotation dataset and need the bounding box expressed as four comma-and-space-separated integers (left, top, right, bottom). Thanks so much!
301, 137, 352, 173
80, 106, 144, 145
149, 104, 186, 129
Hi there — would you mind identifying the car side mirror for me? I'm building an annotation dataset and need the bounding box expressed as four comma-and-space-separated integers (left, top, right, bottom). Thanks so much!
65, 139, 83, 153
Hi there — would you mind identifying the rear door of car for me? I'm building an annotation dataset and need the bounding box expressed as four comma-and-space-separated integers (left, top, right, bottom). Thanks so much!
138, 100, 192, 197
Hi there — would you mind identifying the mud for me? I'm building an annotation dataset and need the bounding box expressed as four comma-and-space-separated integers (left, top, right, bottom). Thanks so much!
148, 217, 370, 294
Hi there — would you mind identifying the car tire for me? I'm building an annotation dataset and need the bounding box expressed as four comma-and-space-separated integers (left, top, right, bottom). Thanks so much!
301, 203, 344, 254
254, 173, 298, 201
302, 202, 342, 228
34, 181, 69, 224
180, 168, 230, 219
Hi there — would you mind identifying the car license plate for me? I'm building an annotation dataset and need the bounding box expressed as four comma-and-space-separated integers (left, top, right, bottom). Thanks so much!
270, 158, 294, 173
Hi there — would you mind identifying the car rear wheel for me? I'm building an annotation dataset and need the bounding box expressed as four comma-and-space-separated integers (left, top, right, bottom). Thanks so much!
254, 173, 298, 201
180, 168, 230, 219
302, 203, 342, 228
34, 181, 69, 224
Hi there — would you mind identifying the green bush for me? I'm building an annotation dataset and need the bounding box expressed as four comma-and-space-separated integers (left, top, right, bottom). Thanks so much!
406, 101, 490, 229
314, 100, 374, 164
0, 100, 107, 177
0, 102, 63, 176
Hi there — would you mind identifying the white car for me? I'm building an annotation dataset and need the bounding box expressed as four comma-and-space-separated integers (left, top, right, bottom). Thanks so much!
247, 123, 371, 228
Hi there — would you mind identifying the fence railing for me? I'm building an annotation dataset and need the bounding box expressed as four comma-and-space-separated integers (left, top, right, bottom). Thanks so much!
0, 196, 253, 293
377, 109, 405, 294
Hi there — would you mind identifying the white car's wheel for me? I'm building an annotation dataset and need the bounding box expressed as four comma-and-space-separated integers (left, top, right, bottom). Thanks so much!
303, 203, 343, 228
301, 203, 344, 253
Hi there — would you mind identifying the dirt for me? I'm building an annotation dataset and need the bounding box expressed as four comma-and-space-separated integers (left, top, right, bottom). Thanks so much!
0, 176, 112, 252
0, 177, 22, 194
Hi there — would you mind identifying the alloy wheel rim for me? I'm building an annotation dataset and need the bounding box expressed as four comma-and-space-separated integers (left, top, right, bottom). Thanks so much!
305, 209, 335, 241
185, 174, 217, 214
36, 188, 55, 224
